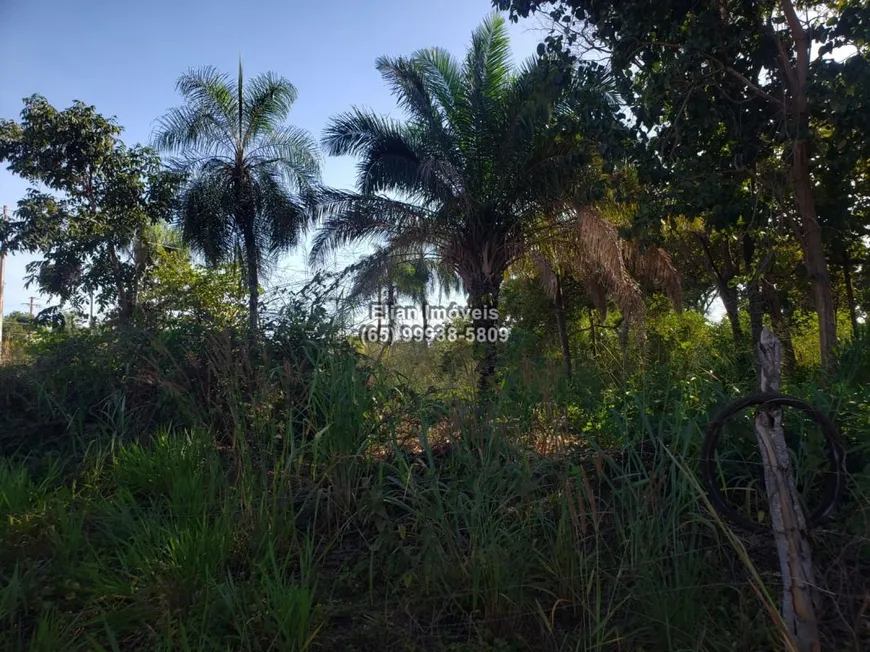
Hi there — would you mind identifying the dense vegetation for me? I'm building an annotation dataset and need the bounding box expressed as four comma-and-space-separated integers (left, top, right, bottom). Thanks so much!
1, 6, 868, 651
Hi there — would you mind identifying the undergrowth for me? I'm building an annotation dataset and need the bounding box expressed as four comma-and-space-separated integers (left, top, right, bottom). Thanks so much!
1, 308, 868, 651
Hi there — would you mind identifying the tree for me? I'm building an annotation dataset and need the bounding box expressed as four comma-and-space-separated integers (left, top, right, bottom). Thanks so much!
0, 311, 35, 362
522, 200, 682, 376
497, 0, 870, 370
346, 246, 461, 347
0, 96, 182, 322
153, 62, 321, 335
138, 227, 247, 332
812, 47, 870, 339
311, 14, 623, 394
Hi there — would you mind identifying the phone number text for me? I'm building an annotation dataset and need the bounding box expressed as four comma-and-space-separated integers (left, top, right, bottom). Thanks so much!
359, 324, 509, 343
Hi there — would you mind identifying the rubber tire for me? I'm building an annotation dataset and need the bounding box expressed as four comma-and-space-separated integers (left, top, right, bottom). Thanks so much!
701, 392, 846, 533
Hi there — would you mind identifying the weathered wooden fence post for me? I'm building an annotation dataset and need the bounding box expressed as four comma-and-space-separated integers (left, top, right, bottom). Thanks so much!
754, 326, 821, 652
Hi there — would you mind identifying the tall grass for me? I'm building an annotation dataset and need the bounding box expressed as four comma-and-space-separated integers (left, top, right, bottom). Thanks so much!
1, 322, 867, 650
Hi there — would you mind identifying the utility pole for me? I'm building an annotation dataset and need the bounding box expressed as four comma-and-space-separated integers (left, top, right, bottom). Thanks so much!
0, 205, 6, 364
25, 296, 39, 318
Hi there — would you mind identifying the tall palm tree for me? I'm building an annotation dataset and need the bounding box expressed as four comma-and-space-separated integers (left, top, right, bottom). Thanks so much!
153, 62, 321, 334
311, 14, 614, 394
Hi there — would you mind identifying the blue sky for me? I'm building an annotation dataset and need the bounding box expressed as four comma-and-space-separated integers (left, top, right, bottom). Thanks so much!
0, 0, 546, 316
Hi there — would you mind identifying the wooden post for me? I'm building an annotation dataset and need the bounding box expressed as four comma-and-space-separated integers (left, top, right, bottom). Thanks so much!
755, 327, 820, 652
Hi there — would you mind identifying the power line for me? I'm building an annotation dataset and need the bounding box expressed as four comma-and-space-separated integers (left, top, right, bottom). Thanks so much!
24, 296, 41, 317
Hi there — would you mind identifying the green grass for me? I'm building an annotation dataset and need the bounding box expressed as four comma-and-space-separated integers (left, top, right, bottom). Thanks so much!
3, 409, 862, 651
1, 325, 868, 651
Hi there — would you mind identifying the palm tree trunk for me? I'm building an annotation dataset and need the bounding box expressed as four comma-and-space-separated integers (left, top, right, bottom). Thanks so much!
377, 286, 383, 334
469, 276, 502, 400
375, 285, 383, 341
618, 317, 629, 351
421, 290, 428, 345
242, 227, 259, 335
553, 275, 572, 377
247, 255, 259, 334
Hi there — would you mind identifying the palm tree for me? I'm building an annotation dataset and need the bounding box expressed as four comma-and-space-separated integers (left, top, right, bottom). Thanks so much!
311, 14, 613, 394
153, 62, 321, 334
392, 254, 462, 339
522, 201, 683, 376
346, 246, 461, 346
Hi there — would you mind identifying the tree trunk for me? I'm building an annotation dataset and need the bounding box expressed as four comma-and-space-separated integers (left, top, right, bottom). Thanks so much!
107, 244, 134, 324
791, 144, 837, 371
386, 283, 395, 347
696, 233, 742, 342
247, 254, 259, 335
618, 317, 630, 351
748, 278, 765, 358
421, 291, 428, 345
763, 278, 797, 372
720, 285, 742, 343
780, 0, 837, 371
242, 227, 259, 336
469, 276, 502, 400
842, 255, 859, 339
553, 275, 572, 377
376, 286, 383, 338
744, 234, 773, 376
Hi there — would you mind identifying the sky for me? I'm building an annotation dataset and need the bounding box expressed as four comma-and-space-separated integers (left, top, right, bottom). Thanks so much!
0, 0, 547, 317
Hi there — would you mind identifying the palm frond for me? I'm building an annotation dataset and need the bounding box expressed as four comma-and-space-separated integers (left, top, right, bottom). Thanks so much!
375, 55, 459, 161
413, 47, 466, 127
248, 124, 321, 191
346, 247, 399, 301
152, 105, 233, 156
463, 13, 512, 111
252, 166, 307, 256
177, 171, 236, 266
569, 204, 643, 319
622, 240, 683, 308
308, 189, 431, 265
243, 72, 298, 145
530, 250, 558, 299
173, 66, 238, 145
323, 109, 409, 157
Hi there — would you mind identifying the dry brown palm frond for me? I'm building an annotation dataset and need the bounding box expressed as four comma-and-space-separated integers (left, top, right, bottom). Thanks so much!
529, 250, 558, 299
621, 240, 683, 309
513, 202, 681, 329
566, 204, 644, 321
